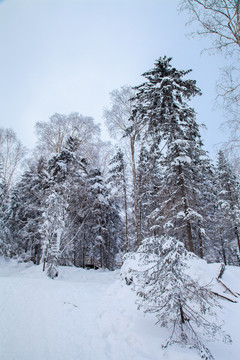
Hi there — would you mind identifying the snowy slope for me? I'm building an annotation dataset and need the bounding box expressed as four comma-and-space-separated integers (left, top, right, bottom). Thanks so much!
0, 257, 239, 360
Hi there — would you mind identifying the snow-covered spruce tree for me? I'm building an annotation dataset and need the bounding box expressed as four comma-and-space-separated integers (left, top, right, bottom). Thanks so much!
86, 168, 122, 270
158, 135, 216, 257
40, 139, 77, 277
59, 140, 90, 267
41, 136, 86, 274
194, 155, 217, 261
132, 235, 231, 359
214, 150, 240, 265
136, 141, 164, 241
8, 157, 49, 263
41, 190, 66, 279
107, 148, 129, 252
131, 56, 214, 256
52, 136, 116, 269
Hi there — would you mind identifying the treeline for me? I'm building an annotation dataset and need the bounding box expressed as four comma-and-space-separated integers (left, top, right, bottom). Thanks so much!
0, 56, 240, 277
0, 115, 122, 278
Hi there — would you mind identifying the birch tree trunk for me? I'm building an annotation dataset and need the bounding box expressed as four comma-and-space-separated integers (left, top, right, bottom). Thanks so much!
130, 135, 141, 248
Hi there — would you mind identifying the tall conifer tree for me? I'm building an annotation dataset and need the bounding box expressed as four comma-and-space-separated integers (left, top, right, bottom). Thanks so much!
107, 148, 129, 252
132, 56, 213, 255
214, 150, 240, 264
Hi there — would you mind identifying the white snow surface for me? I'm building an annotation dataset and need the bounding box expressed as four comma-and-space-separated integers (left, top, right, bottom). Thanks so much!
0, 256, 239, 360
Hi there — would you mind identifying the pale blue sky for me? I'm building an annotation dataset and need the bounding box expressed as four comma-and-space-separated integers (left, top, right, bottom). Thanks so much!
0, 0, 227, 159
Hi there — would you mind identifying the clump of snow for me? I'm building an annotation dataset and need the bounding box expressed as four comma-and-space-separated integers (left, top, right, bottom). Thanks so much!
0, 256, 239, 360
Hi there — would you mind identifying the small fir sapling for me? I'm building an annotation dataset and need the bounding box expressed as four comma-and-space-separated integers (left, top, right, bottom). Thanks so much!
126, 235, 231, 359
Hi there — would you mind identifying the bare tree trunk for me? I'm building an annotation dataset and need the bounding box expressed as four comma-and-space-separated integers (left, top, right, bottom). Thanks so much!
43, 258, 46, 272
130, 135, 141, 248
237, 0, 240, 44
122, 161, 129, 252
221, 239, 227, 265
179, 164, 194, 253
198, 221, 203, 259
179, 299, 185, 324
185, 208, 194, 253
235, 226, 240, 253
123, 184, 129, 251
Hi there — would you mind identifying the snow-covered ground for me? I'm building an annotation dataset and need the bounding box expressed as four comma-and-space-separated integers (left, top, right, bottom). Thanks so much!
0, 257, 239, 360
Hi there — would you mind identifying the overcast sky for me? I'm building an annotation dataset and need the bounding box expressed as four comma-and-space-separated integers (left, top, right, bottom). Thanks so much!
0, 0, 229, 160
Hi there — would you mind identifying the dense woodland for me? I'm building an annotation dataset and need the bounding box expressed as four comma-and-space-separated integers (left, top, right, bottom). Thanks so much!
1, 56, 240, 359
1, 1, 240, 358
0, 57, 240, 279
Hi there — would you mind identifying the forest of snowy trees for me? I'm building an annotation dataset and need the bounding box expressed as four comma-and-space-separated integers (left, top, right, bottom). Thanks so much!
1, 57, 240, 276
1, 56, 240, 359
2, 0, 240, 358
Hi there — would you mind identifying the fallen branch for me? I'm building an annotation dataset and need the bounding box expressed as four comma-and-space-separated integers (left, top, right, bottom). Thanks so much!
211, 291, 237, 303
216, 263, 238, 298
216, 278, 238, 298
64, 302, 79, 308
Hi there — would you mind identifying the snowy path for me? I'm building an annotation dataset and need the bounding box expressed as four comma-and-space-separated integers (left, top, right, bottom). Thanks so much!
0, 265, 118, 360
0, 258, 239, 360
